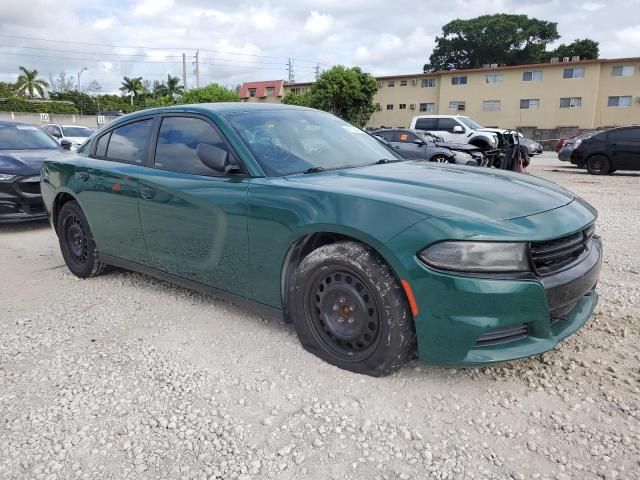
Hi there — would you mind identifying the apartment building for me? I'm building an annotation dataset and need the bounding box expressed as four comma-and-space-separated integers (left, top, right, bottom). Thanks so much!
241, 57, 640, 130
238, 80, 285, 103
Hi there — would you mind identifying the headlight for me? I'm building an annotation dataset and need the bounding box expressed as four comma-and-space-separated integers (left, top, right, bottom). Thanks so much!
0, 173, 17, 182
418, 241, 530, 273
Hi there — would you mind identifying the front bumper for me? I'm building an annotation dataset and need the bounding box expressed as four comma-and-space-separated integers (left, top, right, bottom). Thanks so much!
0, 176, 47, 223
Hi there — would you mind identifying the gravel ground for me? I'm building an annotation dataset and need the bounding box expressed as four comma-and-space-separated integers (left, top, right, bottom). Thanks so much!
1, 155, 638, 480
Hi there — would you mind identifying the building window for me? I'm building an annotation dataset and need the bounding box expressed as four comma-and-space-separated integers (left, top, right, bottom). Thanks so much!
522, 71, 542, 81
560, 97, 582, 108
520, 99, 540, 110
266, 87, 275, 97
608, 96, 632, 107
399, 103, 407, 110
419, 102, 435, 112
377, 81, 383, 88
388, 80, 395, 87
400, 80, 408, 86
485, 74, 503, 84
421, 78, 436, 88
375, 103, 381, 111
483, 100, 501, 111
451, 76, 467, 85
563, 67, 585, 79
612, 65, 635, 77
248, 88, 256, 97
449, 101, 465, 111
386, 104, 394, 110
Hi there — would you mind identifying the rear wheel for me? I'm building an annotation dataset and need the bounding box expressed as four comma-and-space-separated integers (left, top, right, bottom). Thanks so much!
586, 155, 611, 175
289, 241, 415, 376
57, 201, 108, 278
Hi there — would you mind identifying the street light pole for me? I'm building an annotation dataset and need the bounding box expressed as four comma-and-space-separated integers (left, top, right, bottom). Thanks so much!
77, 67, 87, 91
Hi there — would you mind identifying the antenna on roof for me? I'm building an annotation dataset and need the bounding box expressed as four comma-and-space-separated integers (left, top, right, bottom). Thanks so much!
287, 58, 295, 83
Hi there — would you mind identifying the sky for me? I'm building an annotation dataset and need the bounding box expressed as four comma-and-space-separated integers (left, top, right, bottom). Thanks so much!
0, 0, 639, 94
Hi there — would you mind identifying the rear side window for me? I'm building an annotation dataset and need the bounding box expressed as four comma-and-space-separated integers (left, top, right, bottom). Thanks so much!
95, 132, 110, 158
608, 128, 640, 142
154, 116, 228, 176
414, 118, 437, 130
106, 119, 153, 164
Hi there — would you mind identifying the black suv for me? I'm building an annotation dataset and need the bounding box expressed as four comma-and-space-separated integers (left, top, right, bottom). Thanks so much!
570, 126, 640, 175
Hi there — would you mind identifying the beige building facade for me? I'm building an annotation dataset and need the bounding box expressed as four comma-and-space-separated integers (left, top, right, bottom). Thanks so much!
241, 57, 640, 130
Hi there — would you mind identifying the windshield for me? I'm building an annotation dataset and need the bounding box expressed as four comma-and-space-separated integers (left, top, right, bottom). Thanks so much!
225, 109, 403, 176
418, 131, 443, 142
62, 126, 93, 137
0, 124, 60, 150
458, 117, 485, 130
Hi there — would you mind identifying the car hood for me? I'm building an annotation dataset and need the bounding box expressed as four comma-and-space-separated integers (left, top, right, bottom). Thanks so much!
0, 148, 61, 176
286, 162, 574, 221
64, 136, 89, 144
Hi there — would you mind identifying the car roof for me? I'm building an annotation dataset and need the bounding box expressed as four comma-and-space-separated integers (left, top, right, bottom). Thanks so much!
0, 120, 41, 127
412, 115, 468, 118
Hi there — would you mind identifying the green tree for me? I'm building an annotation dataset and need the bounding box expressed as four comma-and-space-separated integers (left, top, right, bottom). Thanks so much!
308, 66, 378, 127
0, 81, 16, 98
550, 38, 599, 61
281, 91, 313, 107
425, 14, 560, 71
120, 76, 145, 105
166, 74, 183, 99
180, 83, 240, 104
15, 66, 49, 99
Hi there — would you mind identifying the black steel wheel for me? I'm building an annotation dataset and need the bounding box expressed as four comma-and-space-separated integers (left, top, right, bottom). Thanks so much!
57, 200, 108, 278
289, 241, 415, 376
586, 155, 611, 175
307, 267, 382, 362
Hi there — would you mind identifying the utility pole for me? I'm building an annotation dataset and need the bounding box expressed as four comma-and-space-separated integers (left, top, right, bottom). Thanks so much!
182, 53, 188, 91
77, 67, 87, 91
314, 64, 320, 81
193, 49, 200, 89
287, 58, 295, 83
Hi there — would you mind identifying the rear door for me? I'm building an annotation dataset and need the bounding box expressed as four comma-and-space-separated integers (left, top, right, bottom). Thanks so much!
136, 114, 251, 297
76, 117, 153, 264
607, 127, 640, 170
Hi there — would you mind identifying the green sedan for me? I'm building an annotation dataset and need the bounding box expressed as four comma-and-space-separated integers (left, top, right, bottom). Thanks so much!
41, 104, 602, 376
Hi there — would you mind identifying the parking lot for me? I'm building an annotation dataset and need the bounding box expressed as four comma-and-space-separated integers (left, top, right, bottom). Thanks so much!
1, 154, 638, 480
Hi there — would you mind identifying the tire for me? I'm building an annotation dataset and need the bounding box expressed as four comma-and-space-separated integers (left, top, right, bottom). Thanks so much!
586, 155, 611, 175
430, 154, 451, 164
288, 241, 415, 376
57, 201, 108, 278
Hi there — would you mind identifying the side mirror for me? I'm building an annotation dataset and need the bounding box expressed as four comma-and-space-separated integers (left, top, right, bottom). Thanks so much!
413, 138, 425, 146
453, 125, 464, 133
60, 139, 73, 150
197, 143, 229, 173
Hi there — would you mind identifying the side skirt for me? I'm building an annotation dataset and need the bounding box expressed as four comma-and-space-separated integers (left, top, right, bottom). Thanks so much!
99, 254, 285, 323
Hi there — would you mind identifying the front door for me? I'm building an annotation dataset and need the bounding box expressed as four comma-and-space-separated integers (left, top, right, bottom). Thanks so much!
77, 117, 154, 265
608, 127, 640, 170
436, 118, 466, 143
391, 131, 428, 159
137, 114, 251, 297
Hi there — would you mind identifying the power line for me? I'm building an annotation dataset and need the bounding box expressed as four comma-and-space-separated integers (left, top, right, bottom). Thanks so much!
0, 33, 327, 65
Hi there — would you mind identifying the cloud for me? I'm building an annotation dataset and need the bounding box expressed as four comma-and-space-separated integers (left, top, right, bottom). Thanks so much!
304, 11, 333, 38
133, 0, 173, 16
91, 17, 116, 30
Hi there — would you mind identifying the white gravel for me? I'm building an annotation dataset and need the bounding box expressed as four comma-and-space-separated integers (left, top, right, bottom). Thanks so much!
1, 155, 639, 480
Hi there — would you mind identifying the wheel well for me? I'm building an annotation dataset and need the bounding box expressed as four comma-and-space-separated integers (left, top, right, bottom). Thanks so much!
52, 192, 76, 233
281, 232, 405, 323
469, 139, 490, 150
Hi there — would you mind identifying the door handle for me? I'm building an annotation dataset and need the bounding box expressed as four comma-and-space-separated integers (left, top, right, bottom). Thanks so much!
140, 186, 155, 200
77, 172, 90, 181
394, 146, 400, 149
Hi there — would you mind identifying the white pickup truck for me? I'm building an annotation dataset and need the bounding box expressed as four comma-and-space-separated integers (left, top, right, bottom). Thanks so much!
409, 115, 500, 151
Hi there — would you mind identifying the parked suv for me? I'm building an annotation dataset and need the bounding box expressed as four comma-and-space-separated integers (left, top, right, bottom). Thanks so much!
568, 125, 640, 175
43, 124, 94, 150
409, 115, 498, 151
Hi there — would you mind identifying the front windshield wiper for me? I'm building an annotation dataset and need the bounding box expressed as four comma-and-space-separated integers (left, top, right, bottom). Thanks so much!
303, 166, 325, 174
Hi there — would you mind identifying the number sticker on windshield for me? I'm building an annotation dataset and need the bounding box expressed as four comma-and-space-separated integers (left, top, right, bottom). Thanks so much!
16, 126, 38, 130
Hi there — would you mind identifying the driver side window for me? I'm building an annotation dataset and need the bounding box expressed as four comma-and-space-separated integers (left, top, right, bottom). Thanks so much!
436, 118, 462, 133
154, 116, 231, 176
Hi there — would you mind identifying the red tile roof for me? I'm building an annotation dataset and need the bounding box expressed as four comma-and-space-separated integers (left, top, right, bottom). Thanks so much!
239, 80, 285, 98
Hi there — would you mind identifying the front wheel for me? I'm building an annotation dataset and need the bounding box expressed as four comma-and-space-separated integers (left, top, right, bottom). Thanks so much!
430, 154, 451, 164
289, 241, 415, 376
57, 201, 108, 278
586, 155, 611, 175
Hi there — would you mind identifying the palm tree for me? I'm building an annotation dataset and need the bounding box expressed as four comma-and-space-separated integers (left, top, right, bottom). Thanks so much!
166, 74, 183, 99
120, 76, 144, 105
15, 66, 49, 99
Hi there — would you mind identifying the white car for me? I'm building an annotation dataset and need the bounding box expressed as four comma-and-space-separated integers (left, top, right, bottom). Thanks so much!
43, 124, 94, 150
409, 115, 499, 151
